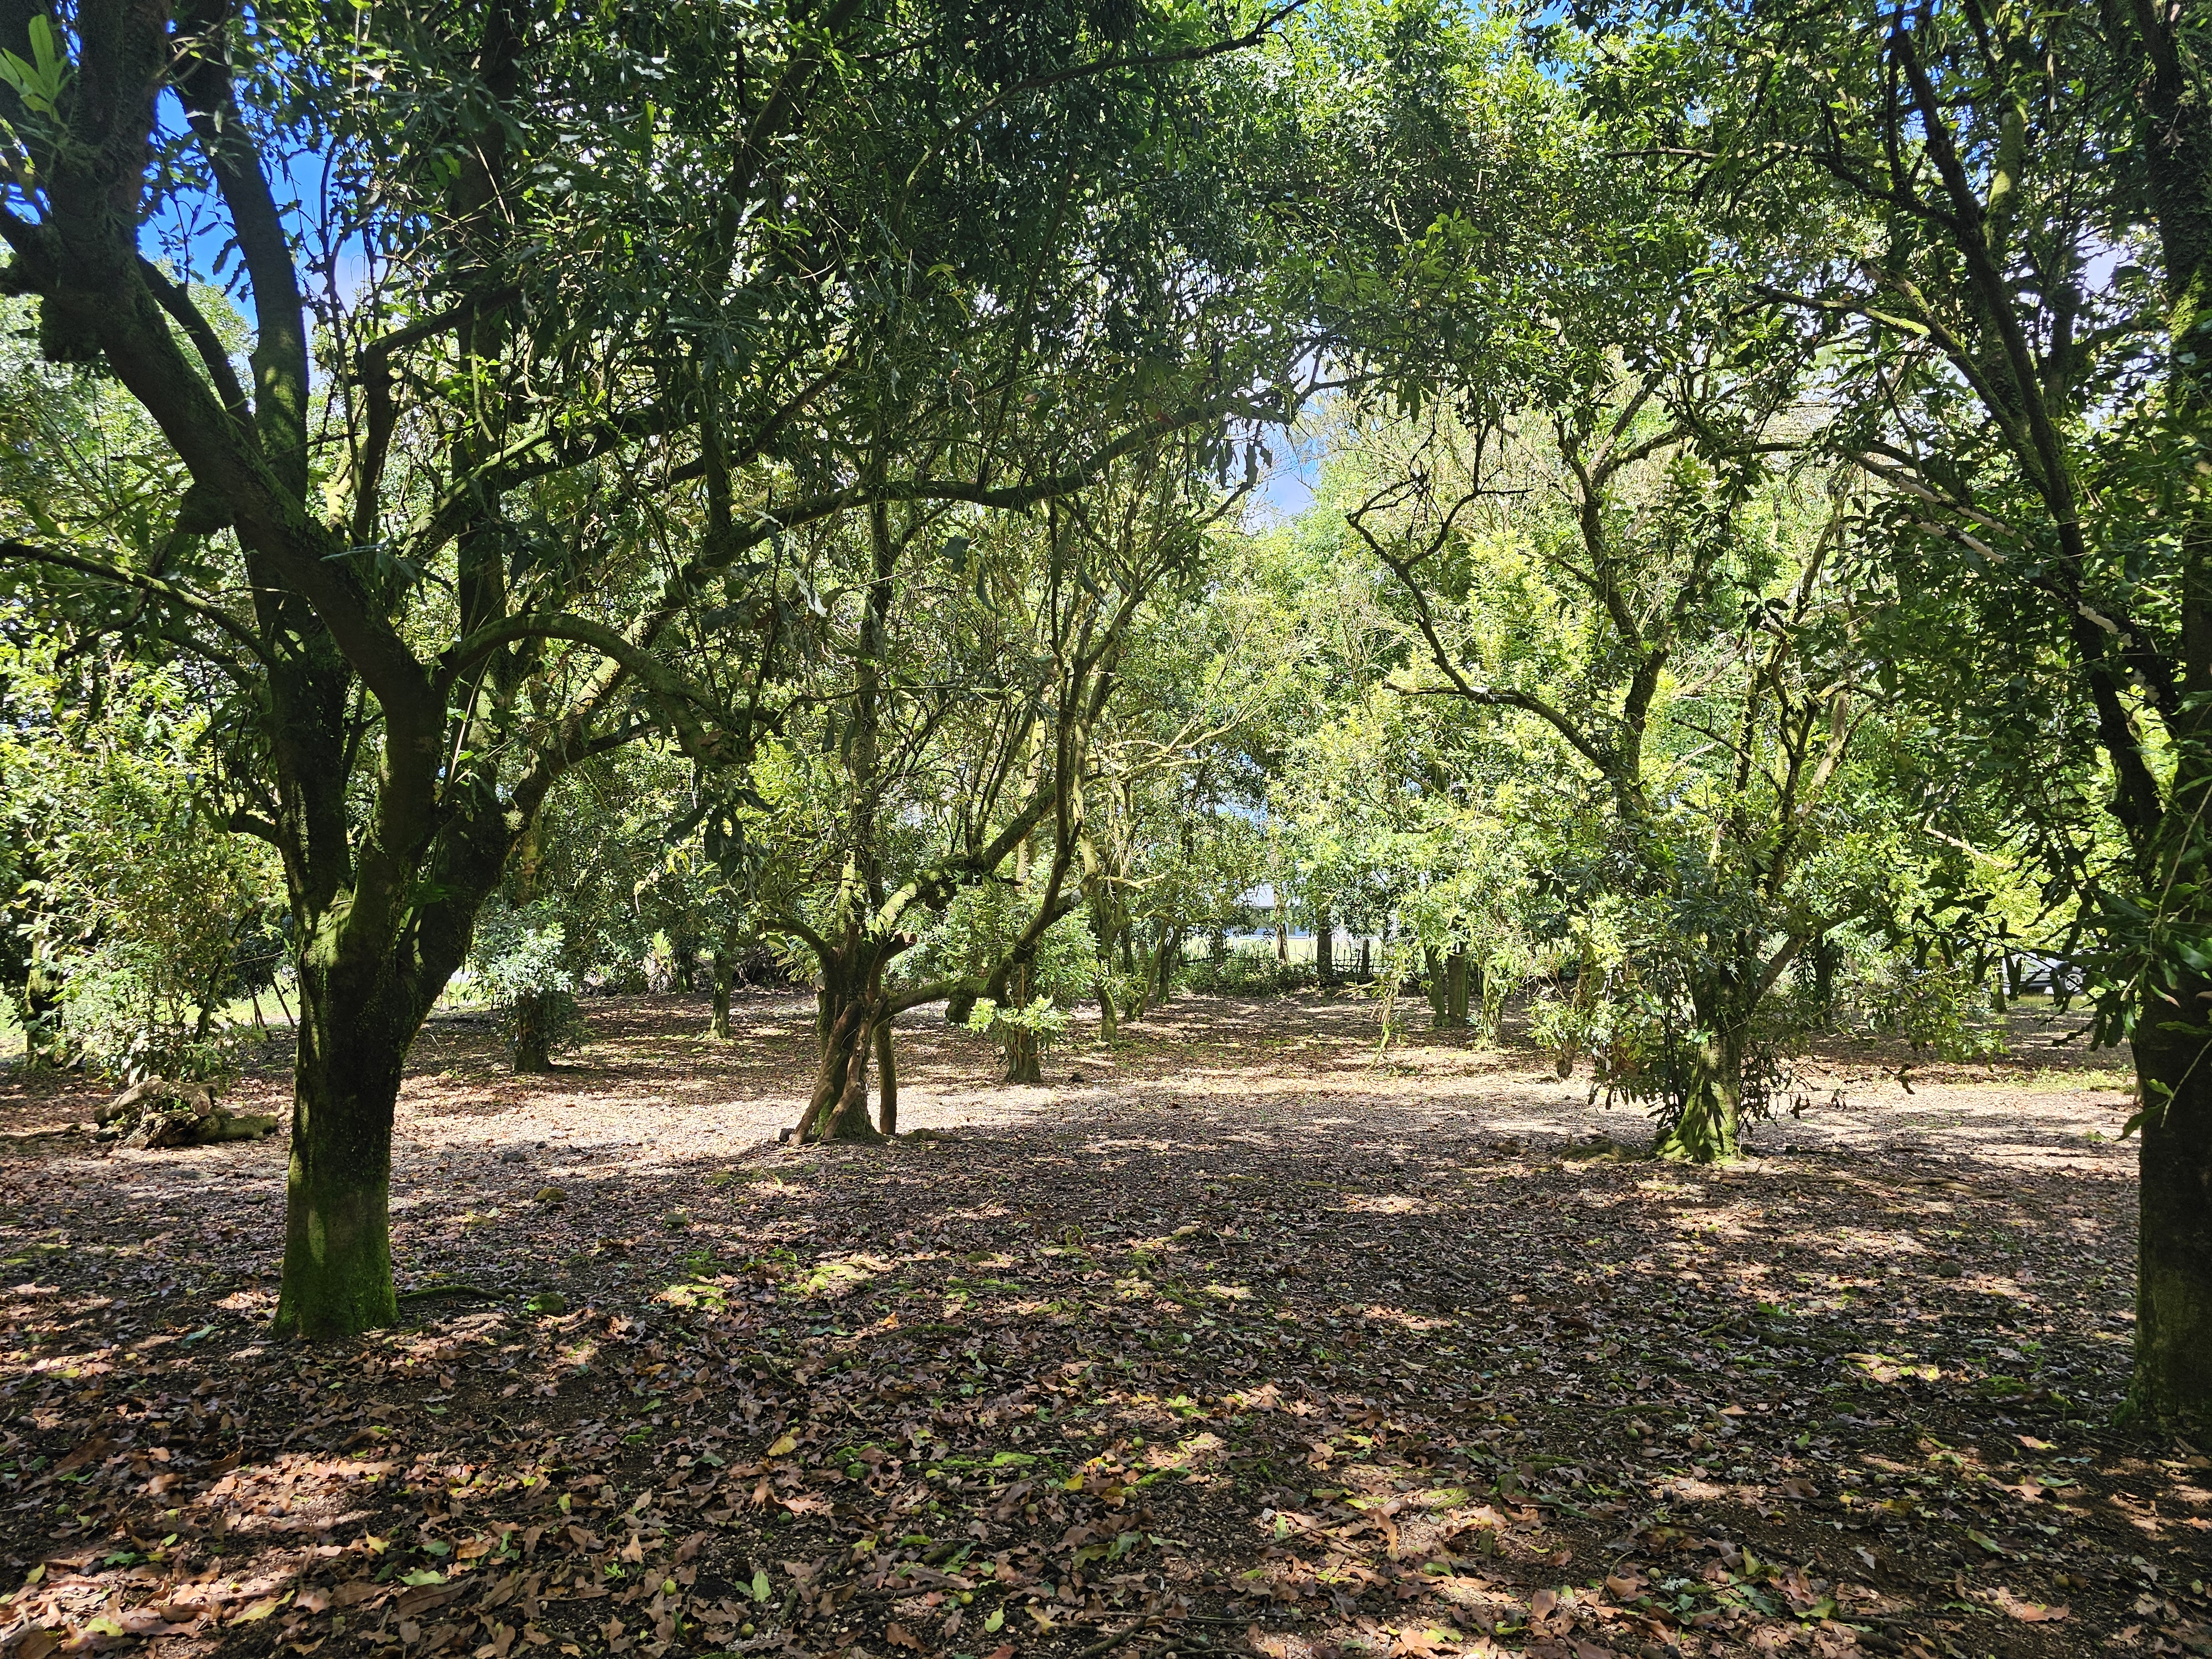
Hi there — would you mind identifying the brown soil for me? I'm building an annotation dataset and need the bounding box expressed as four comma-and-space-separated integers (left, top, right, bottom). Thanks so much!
0, 990, 2201, 1659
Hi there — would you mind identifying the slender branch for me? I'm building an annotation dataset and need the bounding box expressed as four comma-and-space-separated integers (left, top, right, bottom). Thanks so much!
0, 539, 274, 669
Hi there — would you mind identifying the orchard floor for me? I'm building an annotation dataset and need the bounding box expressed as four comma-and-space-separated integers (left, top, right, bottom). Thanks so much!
0, 989, 2205, 1659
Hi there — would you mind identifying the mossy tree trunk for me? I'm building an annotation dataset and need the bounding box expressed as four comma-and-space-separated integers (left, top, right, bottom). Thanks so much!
274, 957, 415, 1338
1651, 989, 1747, 1165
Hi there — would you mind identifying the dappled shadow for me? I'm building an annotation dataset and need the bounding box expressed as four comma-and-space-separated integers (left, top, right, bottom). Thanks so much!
0, 993, 2196, 1659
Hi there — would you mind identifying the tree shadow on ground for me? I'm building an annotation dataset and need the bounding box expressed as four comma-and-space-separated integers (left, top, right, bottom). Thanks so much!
0, 996, 2198, 1659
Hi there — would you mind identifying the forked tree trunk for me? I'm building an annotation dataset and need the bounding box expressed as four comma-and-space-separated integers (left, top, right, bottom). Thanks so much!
1652, 1013, 1746, 1165
2131, 1004, 2212, 1430
822, 1011, 879, 1140
794, 985, 885, 1142
274, 967, 412, 1339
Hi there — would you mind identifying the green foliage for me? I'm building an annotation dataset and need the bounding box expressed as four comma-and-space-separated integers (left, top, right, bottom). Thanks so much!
1850, 956, 2010, 1064
906, 881, 1100, 1008
964, 995, 1072, 1068
467, 901, 587, 1059
1179, 946, 1316, 997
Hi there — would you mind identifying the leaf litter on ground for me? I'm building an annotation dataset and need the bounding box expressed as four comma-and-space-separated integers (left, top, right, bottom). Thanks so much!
0, 989, 2205, 1659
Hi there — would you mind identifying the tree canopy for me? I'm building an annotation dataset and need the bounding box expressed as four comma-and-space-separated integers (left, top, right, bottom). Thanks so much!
3, 0, 2208, 1432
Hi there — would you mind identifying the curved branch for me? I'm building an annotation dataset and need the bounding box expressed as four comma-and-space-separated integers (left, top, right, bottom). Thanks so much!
0, 539, 274, 669
137, 258, 251, 428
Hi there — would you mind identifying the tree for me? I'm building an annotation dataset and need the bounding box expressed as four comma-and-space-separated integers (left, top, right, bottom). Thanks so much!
0, 0, 1299, 1335
1577, 0, 2212, 1423
719, 443, 1250, 1129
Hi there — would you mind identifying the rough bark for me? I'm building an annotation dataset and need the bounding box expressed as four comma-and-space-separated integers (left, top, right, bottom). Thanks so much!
273, 968, 413, 1338
1651, 1013, 1746, 1165
512, 993, 554, 1073
1446, 950, 1470, 1029
2131, 977, 2212, 1431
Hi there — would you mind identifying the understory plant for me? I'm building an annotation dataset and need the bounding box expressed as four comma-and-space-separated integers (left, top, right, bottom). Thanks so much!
469, 902, 588, 1071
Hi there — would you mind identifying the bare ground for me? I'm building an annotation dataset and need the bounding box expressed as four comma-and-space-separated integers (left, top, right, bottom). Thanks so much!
0, 989, 2203, 1659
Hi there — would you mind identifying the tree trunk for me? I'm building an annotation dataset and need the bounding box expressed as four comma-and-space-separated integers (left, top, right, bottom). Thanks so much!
1315, 910, 1333, 985
1446, 950, 1470, 1029
1425, 946, 1447, 1025
2130, 1011, 2212, 1430
822, 1009, 880, 1141
20, 965, 62, 1071
1359, 936, 1371, 982
512, 992, 554, 1072
273, 971, 408, 1339
1651, 1014, 1745, 1164
1097, 975, 1118, 1042
1275, 893, 1288, 965
1003, 1024, 1043, 1084
1144, 928, 1178, 1009
875, 1019, 898, 1135
1003, 959, 1044, 1083
709, 948, 734, 1039
794, 997, 862, 1142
